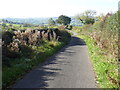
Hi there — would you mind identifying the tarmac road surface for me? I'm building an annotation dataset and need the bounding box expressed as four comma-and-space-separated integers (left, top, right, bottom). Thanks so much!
13, 32, 97, 88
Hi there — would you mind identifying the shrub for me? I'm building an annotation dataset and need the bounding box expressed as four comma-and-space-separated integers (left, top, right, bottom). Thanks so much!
2, 31, 15, 45
75, 11, 119, 87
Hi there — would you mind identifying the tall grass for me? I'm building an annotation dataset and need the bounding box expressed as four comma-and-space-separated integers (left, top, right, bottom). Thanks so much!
78, 35, 118, 88
73, 11, 119, 88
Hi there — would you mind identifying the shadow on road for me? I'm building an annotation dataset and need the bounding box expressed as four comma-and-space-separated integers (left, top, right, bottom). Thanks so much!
13, 36, 87, 88
69, 36, 86, 46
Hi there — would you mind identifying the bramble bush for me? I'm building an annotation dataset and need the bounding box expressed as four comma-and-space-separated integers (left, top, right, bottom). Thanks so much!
2, 27, 70, 67
73, 11, 119, 87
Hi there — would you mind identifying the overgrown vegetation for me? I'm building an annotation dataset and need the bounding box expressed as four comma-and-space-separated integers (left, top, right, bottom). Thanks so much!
73, 11, 119, 88
75, 10, 96, 25
2, 24, 71, 88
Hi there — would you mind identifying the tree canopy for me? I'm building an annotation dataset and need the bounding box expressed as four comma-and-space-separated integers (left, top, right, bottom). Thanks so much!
48, 18, 55, 26
56, 15, 71, 25
76, 10, 96, 24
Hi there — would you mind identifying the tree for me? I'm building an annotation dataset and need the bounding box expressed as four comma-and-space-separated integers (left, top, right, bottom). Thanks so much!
48, 18, 55, 26
76, 10, 96, 24
56, 15, 71, 25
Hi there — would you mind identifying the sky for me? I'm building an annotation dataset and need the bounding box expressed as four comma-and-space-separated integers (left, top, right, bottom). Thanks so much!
0, 0, 119, 18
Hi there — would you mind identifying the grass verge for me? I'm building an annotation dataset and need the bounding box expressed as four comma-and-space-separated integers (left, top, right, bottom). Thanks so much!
77, 35, 118, 88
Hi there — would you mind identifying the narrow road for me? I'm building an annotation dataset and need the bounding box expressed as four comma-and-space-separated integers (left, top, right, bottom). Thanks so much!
12, 32, 97, 88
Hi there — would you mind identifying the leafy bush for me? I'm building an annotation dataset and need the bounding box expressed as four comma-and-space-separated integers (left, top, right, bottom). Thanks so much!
73, 11, 119, 88
2, 31, 15, 45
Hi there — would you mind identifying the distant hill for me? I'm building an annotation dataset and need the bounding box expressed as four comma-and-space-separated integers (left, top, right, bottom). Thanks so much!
2, 17, 50, 25
1, 17, 82, 26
